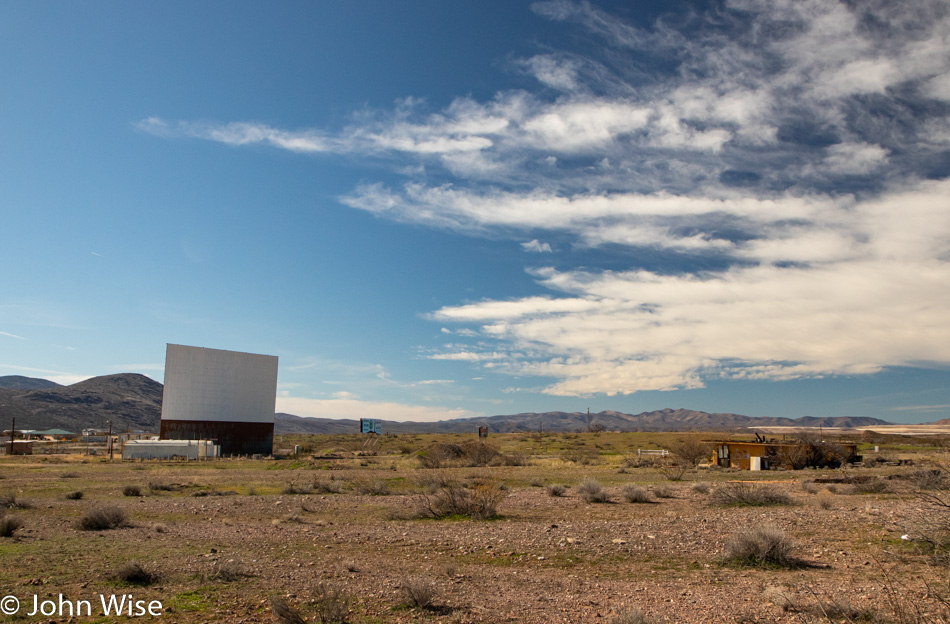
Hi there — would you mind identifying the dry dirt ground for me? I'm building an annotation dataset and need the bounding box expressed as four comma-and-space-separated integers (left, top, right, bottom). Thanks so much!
0, 443, 947, 624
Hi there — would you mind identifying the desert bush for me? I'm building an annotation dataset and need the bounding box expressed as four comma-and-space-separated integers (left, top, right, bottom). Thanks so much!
113, 562, 160, 586
414, 479, 506, 520
667, 437, 713, 466
578, 478, 612, 503
801, 481, 820, 494
848, 476, 890, 494
192, 488, 238, 497
546, 484, 567, 497
910, 468, 947, 491
691, 482, 712, 494
350, 477, 390, 496
65, 490, 84, 500
711, 483, 792, 507
271, 598, 306, 624
312, 478, 343, 494
417, 441, 513, 469
152, 523, 168, 533
609, 608, 658, 624
0, 516, 23, 538
122, 485, 142, 497
148, 482, 179, 492
401, 576, 437, 609
210, 561, 251, 582
818, 497, 834, 510
723, 525, 799, 568
282, 481, 312, 495
652, 484, 676, 499
79, 505, 129, 531
561, 448, 601, 465
621, 485, 653, 504
311, 581, 349, 623
0, 492, 29, 509
61, 472, 80, 479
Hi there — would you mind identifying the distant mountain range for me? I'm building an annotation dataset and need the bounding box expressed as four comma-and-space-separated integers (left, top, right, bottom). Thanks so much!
0, 373, 894, 434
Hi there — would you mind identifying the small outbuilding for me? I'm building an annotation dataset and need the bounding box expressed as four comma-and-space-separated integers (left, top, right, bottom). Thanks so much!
122, 439, 220, 461
4, 440, 34, 455
714, 440, 860, 470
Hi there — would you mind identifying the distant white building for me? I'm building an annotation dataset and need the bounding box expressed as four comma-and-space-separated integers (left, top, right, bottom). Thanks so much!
159, 344, 278, 455
123, 439, 220, 461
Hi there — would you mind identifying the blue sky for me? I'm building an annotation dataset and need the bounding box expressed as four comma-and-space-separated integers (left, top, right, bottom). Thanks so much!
3, 0, 950, 424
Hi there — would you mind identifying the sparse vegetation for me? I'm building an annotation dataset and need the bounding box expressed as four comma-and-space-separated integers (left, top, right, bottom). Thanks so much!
711, 483, 793, 507
621, 485, 653, 503
122, 485, 143, 497
65, 490, 84, 500
401, 576, 437, 609
79, 505, 129, 531
723, 525, 799, 568
546, 483, 567, 497
113, 561, 160, 585
0, 492, 29, 509
691, 482, 712, 494
652, 484, 676, 499
311, 581, 350, 623
609, 608, 658, 624
578, 478, 612, 503
210, 561, 251, 582
413, 478, 506, 520
0, 516, 24, 537
271, 597, 306, 624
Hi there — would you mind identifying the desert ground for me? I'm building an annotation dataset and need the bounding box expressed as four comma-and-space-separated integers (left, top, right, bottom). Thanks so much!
1, 430, 948, 624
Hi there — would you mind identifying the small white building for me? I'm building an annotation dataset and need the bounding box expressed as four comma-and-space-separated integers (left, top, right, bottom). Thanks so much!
122, 439, 220, 461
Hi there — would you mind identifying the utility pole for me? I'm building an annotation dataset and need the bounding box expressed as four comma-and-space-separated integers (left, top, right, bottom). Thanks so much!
587, 407, 591, 433
107, 420, 113, 461
9, 415, 14, 456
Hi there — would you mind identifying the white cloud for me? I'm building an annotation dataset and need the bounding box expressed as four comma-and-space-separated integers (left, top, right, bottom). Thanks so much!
0, 331, 25, 340
521, 239, 553, 253
331, 391, 360, 400
275, 396, 474, 422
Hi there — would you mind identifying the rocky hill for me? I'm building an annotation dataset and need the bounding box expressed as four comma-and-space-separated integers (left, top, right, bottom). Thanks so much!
0, 373, 163, 432
0, 375, 61, 390
0, 374, 892, 434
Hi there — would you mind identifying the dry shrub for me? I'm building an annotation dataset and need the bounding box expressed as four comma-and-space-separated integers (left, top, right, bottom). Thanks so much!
621, 485, 653, 504
312, 478, 343, 494
148, 482, 179, 492
210, 560, 251, 583
271, 598, 306, 624
848, 476, 891, 494
910, 468, 947, 491
282, 481, 312, 495
711, 483, 792, 507
113, 562, 160, 586
417, 441, 520, 468
0, 516, 23, 538
401, 576, 437, 609
561, 448, 601, 465
546, 484, 567, 497
801, 481, 820, 494
0, 492, 29, 509
691, 482, 712, 494
578, 478, 611, 503
79, 505, 129, 531
61, 472, 80, 479
311, 581, 349, 623
414, 479, 506, 520
65, 490, 84, 500
609, 608, 658, 624
122, 485, 142, 497
350, 477, 390, 496
723, 525, 799, 568
667, 437, 713, 466
652, 484, 676, 499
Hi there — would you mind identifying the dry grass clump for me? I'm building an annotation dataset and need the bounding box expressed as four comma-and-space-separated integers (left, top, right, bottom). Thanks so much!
271, 597, 306, 624
609, 607, 658, 624
210, 561, 251, 582
148, 482, 180, 492
311, 581, 350, 623
60, 472, 80, 479
282, 480, 312, 495
848, 476, 891, 495
401, 576, 437, 609
413, 479, 506, 520
417, 441, 522, 468
79, 505, 129, 531
122, 485, 143, 497
723, 525, 800, 568
312, 478, 343, 494
65, 490, 84, 500
711, 483, 793, 507
578, 478, 612, 503
350, 477, 390, 496
691, 482, 712, 494
621, 485, 654, 504
0, 492, 30, 509
801, 481, 820, 494
113, 561, 160, 586
546, 484, 567, 497
0, 515, 24, 538
652, 484, 676, 499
